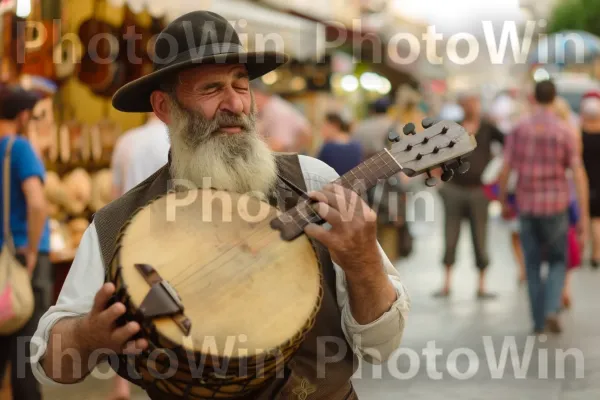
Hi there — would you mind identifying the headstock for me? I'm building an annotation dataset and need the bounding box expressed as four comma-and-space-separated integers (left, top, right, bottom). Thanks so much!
387, 118, 476, 187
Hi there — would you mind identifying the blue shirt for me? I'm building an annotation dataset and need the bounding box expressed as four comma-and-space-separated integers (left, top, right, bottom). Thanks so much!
317, 140, 363, 176
0, 136, 50, 253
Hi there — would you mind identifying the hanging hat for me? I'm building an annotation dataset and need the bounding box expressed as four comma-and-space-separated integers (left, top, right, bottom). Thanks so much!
112, 10, 289, 112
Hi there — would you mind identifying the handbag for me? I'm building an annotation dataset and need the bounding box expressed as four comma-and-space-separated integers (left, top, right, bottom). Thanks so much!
567, 226, 582, 270
0, 136, 34, 335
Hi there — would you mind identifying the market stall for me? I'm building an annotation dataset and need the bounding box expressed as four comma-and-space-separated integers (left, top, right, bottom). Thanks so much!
1, 0, 171, 302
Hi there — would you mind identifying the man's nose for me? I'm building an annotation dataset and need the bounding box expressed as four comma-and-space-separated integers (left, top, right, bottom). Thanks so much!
219, 87, 244, 115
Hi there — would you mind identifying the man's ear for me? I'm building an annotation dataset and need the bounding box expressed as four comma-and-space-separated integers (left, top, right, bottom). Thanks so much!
17, 110, 32, 134
150, 90, 172, 125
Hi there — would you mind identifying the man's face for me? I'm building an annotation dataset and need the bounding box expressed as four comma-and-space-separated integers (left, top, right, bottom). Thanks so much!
160, 63, 278, 197
16, 110, 32, 134
175, 64, 252, 127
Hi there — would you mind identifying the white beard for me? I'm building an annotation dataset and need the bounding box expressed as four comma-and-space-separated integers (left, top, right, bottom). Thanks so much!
166, 96, 278, 200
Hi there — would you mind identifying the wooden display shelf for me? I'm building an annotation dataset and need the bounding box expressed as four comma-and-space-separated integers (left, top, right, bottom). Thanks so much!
45, 159, 111, 176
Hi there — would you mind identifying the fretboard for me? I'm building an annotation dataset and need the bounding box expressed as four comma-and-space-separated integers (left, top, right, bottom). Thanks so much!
271, 150, 402, 241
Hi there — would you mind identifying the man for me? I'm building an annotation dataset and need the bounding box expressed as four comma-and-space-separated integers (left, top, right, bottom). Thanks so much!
31, 11, 410, 399
0, 86, 50, 400
435, 91, 504, 298
111, 113, 170, 198
498, 79, 589, 334
351, 98, 394, 160
250, 80, 312, 154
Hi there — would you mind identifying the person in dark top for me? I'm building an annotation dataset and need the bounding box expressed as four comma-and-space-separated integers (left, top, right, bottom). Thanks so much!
580, 91, 600, 268
317, 112, 363, 176
435, 91, 504, 299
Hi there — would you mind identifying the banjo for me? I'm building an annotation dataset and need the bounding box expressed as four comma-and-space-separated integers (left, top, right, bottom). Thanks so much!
107, 118, 476, 398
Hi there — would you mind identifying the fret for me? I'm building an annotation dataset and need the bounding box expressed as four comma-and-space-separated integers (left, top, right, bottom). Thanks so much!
296, 204, 311, 223
357, 160, 372, 186
363, 154, 378, 184
292, 213, 305, 230
353, 164, 366, 188
349, 169, 359, 186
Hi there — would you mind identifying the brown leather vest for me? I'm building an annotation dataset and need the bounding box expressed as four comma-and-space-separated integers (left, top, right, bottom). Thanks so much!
93, 153, 359, 400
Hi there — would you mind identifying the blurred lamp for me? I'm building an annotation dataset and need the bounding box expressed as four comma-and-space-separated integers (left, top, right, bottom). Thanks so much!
377, 77, 392, 95
261, 71, 278, 85
360, 72, 380, 91
16, 0, 31, 18
341, 75, 359, 92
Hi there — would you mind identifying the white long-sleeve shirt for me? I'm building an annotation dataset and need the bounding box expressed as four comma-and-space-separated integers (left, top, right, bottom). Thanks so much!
31, 155, 410, 386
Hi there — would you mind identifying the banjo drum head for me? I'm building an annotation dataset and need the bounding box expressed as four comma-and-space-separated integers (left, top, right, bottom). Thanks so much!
116, 188, 322, 359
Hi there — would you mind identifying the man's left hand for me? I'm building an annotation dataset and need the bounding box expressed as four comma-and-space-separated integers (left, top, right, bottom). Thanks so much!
304, 184, 382, 276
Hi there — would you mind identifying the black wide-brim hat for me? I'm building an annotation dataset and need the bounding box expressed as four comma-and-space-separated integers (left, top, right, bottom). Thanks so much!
112, 11, 289, 112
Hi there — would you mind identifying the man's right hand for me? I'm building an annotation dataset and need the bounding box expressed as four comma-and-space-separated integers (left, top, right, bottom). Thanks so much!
77, 283, 149, 356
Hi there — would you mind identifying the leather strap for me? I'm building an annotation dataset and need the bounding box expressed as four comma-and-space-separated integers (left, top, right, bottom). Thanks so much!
136, 263, 162, 285
3, 136, 16, 254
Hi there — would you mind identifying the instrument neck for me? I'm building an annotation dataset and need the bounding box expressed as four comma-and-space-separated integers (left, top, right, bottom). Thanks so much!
331, 149, 402, 194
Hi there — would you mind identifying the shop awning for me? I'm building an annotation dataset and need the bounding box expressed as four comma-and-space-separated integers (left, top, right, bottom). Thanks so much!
108, 0, 326, 61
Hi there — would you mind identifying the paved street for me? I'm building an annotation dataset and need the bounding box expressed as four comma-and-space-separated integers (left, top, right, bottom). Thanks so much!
38, 188, 600, 400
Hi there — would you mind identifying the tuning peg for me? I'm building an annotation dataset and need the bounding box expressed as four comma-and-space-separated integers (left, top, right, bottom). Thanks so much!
425, 170, 438, 187
441, 164, 454, 182
421, 117, 437, 129
388, 129, 401, 143
403, 123, 416, 136
457, 158, 470, 174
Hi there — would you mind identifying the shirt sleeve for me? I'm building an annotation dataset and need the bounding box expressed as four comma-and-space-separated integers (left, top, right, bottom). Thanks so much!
298, 155, 410, 364
13, 138, 45, 184
111, 135, 130, 196
30, 221, 106, 386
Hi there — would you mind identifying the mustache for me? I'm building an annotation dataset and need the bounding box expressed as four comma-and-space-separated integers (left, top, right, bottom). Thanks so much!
211, 111, 253, 132
167, 93, 258, 149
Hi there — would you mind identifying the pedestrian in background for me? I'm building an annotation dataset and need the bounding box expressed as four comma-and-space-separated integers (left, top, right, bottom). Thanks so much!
435, 91, 504, 299
579, 90, 600, 268
316, 112, 362, 176
351, 98, 394, 160
0, 85, 50, 400
498, 80, 590, 334
250, 80, 312, 154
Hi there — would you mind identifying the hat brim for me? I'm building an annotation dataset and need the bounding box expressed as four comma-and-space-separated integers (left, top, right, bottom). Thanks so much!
112, 51, 289, 113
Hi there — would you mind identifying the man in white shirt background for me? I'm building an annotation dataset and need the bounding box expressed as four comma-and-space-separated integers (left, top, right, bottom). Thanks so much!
111, 113, 170, 198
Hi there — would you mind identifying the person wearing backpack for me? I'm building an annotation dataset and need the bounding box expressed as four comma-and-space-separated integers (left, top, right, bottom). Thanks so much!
0, 85, 50, 400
